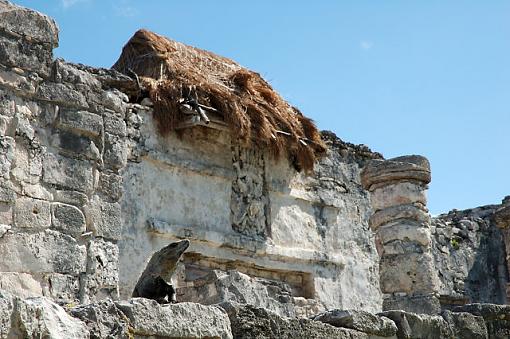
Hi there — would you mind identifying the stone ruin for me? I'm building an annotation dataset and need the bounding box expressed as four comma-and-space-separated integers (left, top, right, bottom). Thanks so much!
0, 1, 509, 338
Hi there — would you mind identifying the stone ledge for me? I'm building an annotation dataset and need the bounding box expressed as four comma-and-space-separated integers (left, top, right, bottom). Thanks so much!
147, 218, 345, 269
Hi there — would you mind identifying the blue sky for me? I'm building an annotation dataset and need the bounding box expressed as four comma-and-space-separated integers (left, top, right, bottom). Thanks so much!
14, 0, 510, 214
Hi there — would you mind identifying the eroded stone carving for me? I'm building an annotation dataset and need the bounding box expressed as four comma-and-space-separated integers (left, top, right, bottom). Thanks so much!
231, 145, 269, 237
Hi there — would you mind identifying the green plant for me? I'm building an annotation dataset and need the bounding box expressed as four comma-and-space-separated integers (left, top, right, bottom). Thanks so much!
450, 238, 460, 250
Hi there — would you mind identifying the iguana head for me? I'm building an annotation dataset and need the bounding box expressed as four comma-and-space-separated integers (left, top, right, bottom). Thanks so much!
159, 239, 190, 258
154, 239, 190, 276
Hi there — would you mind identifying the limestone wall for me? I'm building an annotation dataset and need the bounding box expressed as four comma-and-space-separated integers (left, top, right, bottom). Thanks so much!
119, 104, 384, 313
0, 1, 130, 305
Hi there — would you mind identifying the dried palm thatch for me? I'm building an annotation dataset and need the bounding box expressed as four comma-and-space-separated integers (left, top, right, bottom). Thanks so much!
113, 29, 325, 171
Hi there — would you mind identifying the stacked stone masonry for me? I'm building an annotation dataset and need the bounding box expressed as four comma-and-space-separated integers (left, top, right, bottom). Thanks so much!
0, 0, 125, 305
1, 1, 510, 338
362, 155, 441, 314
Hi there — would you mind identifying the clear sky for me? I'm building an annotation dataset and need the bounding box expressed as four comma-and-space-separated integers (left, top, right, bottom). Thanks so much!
13, 0, 510, 215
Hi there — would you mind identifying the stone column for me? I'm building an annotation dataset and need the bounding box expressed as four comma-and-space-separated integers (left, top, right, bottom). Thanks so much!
361, 155, 440, 314
493, 197, 510, 302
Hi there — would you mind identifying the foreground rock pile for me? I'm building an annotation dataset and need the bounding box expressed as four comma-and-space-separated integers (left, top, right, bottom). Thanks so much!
3, 289, 510, 338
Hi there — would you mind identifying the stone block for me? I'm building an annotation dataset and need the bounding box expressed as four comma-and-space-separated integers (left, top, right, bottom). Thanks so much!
85, 196, 121, 240
0, 229, 86, 275
0, 183, 15, 204
311, 309, 397, 337
380, 310, 453, 339
51, 130, 101, 161
0, 36, 52, 76
371, 181, 427, 212
51, 202, 86, 236
383, 294, 441, 315
97, 171, 123, 202
42, 153, 94, 193
20, 182, 52, 200
0, 67, 37, 94
70, 299, 130, 338
0, 290, 14, 338
0, 272, 43, 299
101, 90, 126, 114
115, 298, 233, 339
0, 203, 12, 225
361, 155, 431, 191
0, 1, 59, 47
103, 132, 127, 170
53, 190, 88, 207
44, 273, 80, 304
0, 136, 14, 179
454, 303, 510, 339
57, 110, 102, 137
222, 303, 366, 339
442, 310, 488, 339
53, 59, 101, 89
10, 142, 42, 185
12, 297, 88, 339
82, 238, 119, 303
104, 114, 127, 137
14, 196, 51, 229
370, 204, 429, 230
378, 223, 431, 247
36, 82, 88, 109
380, 253, 439, 294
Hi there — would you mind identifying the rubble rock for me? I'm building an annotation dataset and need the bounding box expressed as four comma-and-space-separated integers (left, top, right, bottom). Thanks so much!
115, 298, 233, 339
222, 303, 369, 339
454, 303, 510, 339
380, 310, 452, 339
10, 296, 88, 339
442, 310, 488, 339
311, 309, 397, 337
70, 298, 130, 339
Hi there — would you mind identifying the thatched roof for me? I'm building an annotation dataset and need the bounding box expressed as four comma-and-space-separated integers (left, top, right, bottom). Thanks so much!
113, 29, 325, 171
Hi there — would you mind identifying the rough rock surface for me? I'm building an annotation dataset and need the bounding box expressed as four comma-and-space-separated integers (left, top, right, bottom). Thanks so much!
177, 269, 325, 318
432, 203, 508, 308
380, 309, 490, 339
70, 299, 131, 339
222, 303, 371, 339
454, 303, 510, 339
312, 309, 397, 337
116, 298, 233, 339
1, 290, 88, 339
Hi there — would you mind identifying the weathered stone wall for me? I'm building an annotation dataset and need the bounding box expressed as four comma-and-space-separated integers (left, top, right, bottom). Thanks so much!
119, 102, 384, 313
0, 0, 127, 305
432, 200, 509, 309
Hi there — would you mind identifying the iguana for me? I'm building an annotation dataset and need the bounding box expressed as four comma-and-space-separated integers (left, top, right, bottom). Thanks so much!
132, 239, 190, 304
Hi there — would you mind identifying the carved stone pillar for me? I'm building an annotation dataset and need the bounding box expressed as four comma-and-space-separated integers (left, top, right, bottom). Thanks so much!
362, 155, 440, 314
494, 197, 510, 302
